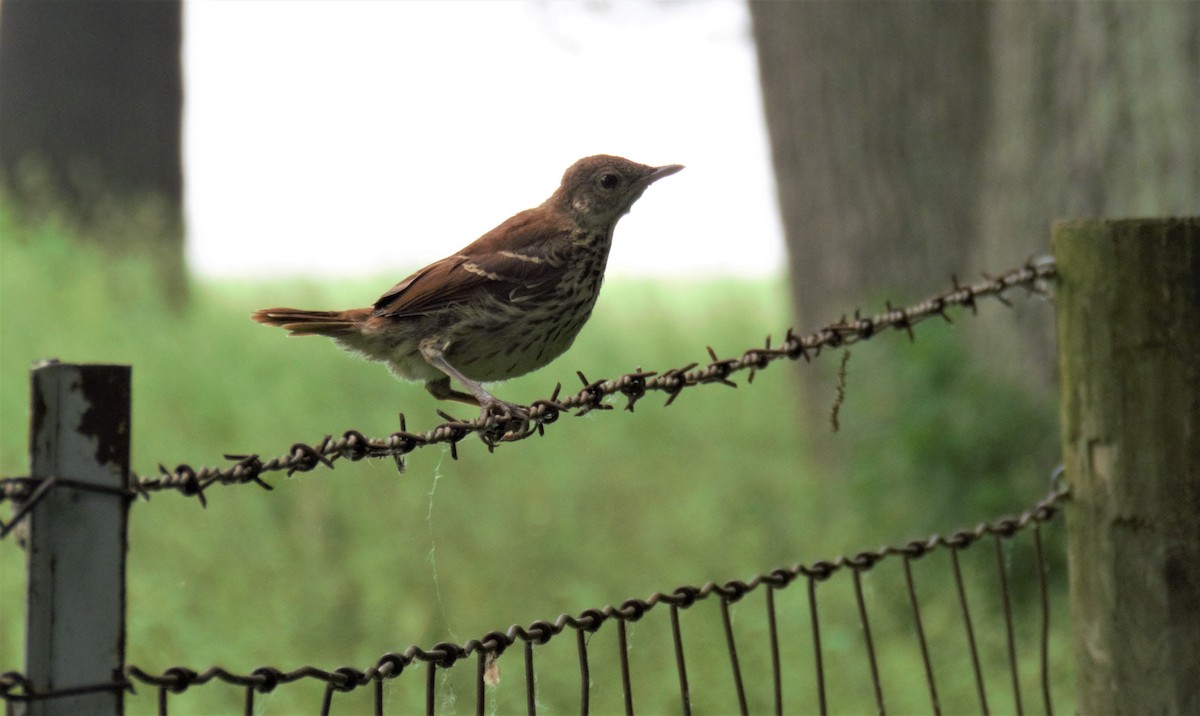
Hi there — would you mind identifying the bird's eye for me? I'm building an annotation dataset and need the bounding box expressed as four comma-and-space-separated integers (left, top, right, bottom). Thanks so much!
599, 173, 620, 190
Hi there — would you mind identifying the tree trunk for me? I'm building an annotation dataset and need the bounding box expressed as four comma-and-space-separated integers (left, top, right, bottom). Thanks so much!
0, 0, 186, 304
749, 1, 991, 470
750, 1, 989, 325
751, 0, 1200, 457
973, 2, 1200, 387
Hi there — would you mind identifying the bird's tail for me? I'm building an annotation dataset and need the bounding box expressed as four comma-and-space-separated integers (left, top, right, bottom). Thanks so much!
251, 307, 370, 337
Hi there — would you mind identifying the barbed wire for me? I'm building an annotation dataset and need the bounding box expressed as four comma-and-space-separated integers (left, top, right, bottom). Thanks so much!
0, 256, 1055, 508
0, 472, 1070, 714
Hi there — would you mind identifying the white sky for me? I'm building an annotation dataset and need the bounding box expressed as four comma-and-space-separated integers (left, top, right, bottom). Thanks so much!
183, 0, 784, 279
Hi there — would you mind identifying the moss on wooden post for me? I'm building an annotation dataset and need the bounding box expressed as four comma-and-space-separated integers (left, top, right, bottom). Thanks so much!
1053, 217, 1199, 714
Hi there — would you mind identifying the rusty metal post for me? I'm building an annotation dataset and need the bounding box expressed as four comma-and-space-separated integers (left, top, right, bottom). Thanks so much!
20, 362, 130, 715
1053, 218, 1200, 714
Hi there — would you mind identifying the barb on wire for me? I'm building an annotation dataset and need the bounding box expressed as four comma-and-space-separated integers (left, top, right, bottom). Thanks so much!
0, 257, 1056, 506
0, 475, 1067, 708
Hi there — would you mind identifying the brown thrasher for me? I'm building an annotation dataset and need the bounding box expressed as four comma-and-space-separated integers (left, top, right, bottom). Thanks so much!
252, 155, 682, 422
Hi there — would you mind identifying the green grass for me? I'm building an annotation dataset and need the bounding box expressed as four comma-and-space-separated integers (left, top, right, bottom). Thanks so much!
1, 210, 1070, 714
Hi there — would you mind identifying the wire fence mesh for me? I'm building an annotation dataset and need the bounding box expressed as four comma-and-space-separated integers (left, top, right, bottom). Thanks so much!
2, 257, 1065, 714
0, 478, 1068, 714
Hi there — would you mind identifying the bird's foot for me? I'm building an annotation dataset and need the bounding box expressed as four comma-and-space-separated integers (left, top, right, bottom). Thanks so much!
477, 398, 533, 442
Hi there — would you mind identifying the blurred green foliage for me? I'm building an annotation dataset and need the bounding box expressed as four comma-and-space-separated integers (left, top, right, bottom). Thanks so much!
1, 208, 1069, 714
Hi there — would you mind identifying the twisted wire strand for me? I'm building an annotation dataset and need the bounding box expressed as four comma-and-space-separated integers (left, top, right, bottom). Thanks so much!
0, 256, 1055, 508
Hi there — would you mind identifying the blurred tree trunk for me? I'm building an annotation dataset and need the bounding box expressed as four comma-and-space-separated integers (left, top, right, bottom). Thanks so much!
973, 2, 1200, 386
748, 1, 990, 459
750, 1, 989, 326
750, 1, 1199, 459
0, 0, 186, 305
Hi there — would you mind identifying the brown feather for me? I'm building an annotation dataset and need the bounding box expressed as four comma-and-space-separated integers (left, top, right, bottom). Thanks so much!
251, 307, 369, 337
372, 207, 574, 318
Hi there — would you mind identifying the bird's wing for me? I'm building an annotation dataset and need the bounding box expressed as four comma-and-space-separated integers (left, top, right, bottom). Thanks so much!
372, 208, 572, 318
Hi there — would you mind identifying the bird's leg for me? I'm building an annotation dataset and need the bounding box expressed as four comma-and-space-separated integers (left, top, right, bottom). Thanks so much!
424, 376, 482, 407
420, 344, 529, 429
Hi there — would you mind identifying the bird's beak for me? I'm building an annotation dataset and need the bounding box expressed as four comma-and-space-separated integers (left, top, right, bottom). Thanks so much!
647, 164, 685, 183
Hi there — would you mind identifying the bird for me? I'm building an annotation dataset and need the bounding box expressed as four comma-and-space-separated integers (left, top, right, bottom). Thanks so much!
252, 154, 683, 424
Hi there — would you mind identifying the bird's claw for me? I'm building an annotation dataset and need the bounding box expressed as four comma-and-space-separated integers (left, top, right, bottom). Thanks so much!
478, 399, 533, 442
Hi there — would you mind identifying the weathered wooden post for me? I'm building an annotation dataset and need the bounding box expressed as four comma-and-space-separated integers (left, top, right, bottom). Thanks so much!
19, 362, 130, 715
1053, 218, 1199, 714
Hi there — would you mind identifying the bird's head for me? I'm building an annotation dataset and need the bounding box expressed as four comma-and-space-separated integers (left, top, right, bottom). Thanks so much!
549, 155, 683, 229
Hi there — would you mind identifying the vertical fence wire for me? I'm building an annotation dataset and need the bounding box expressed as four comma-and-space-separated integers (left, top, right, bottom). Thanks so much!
807, 574, 828, 716
851, 568, 885, 716
669, 604, 692, 716
319, 681, 334, 716
575, 629, 590, 715
475, 651, 485, 716
950, 546, 989, 714
1034, 522, 1054, 716
617, 620, 633, 716
993, 534, 1024, 715
524, 640, 536, 716
902, 554, 941, 715
425, 663, 436, 716
766, 586, 783, 716
719, 597, 749, 715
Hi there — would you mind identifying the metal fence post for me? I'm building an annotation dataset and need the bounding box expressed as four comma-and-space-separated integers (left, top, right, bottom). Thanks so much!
1053, 218, 1200, 714
19, 362, 130, 715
